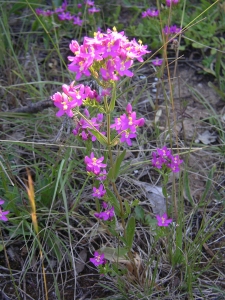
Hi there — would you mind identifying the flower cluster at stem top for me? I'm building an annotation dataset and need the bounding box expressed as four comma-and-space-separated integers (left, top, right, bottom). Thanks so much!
68, 27, 150, 81
152, 146, 183, 173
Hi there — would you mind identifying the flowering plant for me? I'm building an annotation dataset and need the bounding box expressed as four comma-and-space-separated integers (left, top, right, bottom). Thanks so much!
50, 27, 182, 272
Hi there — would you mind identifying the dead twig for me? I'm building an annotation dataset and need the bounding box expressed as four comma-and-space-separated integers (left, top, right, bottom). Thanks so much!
10, 100, 53, 113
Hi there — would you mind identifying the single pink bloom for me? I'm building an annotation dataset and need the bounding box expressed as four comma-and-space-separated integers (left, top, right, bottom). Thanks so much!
0, 199, 9, 222
152, 57, 163, 66
90, 251, 105, 266
88, 7, 100, 14
84, 152, 107, 175
156, 213, 172, 227
92, 184, 106, 198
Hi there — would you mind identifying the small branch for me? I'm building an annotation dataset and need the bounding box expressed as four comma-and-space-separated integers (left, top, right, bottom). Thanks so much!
10, 100, 54, 113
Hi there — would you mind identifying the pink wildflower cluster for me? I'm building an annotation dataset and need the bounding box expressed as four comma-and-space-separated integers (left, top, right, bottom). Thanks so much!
94, 202, 114, 221
84, 152, 107, 176
166, 0, 179, 7
152, 146, 183, 173
68, 27, 150, 81
163, 25, 182, 36
73, 109, 104, 141
111, 103, 144, 146
0, 199, 9, 222
156, 213, 172, 227
90, 251, 106, 266
142, 8, 159, 18
35, 0, 100, 27
50, 81, 101, 118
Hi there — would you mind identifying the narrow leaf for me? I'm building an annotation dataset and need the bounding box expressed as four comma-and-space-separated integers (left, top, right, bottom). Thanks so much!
88, 129, 108, 146
106, 188, 120, 216
124, 200, 131, 219
125, 216, 135, 250
114, 149, 126, 180
109, 83, 117, 112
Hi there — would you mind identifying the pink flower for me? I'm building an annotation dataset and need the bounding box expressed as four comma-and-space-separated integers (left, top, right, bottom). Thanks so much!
166, 0, 179, 7
148, 9, 159, 17
96, 169, 107, 181
115, 58, 134, 77
93, 184, 106, 198
151, 147, 183, 172
0, 199, 9, 222
51, 92, 74, 118
88, 7, 100, 14
142, 8, 159, 18
156, 213, 172, 227
84, 152, 107, 175
90, 251, 105, 266
102, 202, 108, 209
67, 28, 150, 81
101, 207, 114, 221
85, 0, 95, 6
77, 3, 82, 9
152, 57, 163, 66
94, 207, 115, 221
163, 25, 182, 35
120, 130, 137, 146
73, 16, 83, 26
111, 104, 145, 146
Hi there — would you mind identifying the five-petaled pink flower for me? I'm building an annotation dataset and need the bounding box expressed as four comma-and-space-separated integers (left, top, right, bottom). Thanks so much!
156, 213, 172, 227
93, 184, 106, 198
0, 199, 9, 222
152, 57, 163, 66
84, 152, 107, 175
90, 251, 105, 266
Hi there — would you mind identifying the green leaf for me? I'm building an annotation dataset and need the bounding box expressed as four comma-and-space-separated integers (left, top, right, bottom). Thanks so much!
0, 243, 4, 252
124, 200, 131, 218
208, 82, 225, 100
106, 188, 120, 216
131, 199, 139, 207
32, 19, 39, 31
192, 42, 205, 49
134, 205, 144, 221
199, 166, 216, 205
108, 149, 126, 182
114, 149, 126, 180
98, 246, 128, 261
107, 167, 114, 181
125, 216, 135, 250
88, 129, 108, 146
183, 170, 195, 207
10, 3, 27, 14
144, 215, 157, 228
108, 83, 117, 112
